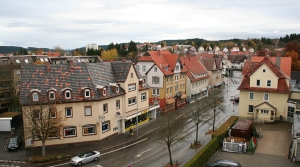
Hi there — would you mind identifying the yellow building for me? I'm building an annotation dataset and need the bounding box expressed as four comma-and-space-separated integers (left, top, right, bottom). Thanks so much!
238, 56, 291, 123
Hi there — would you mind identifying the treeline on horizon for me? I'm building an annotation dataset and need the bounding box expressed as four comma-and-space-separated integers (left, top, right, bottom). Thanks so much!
1, 33, 300, 55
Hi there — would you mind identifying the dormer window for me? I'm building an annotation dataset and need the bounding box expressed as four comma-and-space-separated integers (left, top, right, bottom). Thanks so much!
49, 91, 55, 100
33, 92, 39, 101
85, 89, 90, 97
103, 88, 107, 96
164, 67, 168, 71
116, 85, 119, 93
65, 90, 71, 99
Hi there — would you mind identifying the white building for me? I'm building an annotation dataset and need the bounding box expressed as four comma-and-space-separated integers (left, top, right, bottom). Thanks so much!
86, 44, 98, 51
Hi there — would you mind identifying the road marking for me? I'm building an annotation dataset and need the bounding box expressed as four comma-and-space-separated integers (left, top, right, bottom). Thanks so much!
101, 138, 147, 155
48, 162, 70, 167
49, 138, 148, 167
135, 148, 151, 158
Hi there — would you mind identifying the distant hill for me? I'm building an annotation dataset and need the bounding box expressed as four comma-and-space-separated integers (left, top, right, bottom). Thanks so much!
156, 38, 206, 46
0, 46, 52, 54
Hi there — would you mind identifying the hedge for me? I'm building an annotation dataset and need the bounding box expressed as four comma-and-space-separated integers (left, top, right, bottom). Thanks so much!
184, 116, 239, 167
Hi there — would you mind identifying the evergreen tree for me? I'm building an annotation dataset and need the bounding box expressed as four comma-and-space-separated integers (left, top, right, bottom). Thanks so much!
107, 42, 115, 50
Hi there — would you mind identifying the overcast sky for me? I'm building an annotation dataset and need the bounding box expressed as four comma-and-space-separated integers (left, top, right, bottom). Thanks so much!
1, 0, 299, 50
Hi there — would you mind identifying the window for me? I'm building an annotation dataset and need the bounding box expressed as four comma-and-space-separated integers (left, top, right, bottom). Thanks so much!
65, 90, 71, 99
170, 87, 172, 93
154, 67, 157, 72
128, 84, 136, 91
64, 126, 76, 137
152, 88, 160, 95
25, 59, 29, 63
131, 73, 133, 78
142, 65, 146, 72
263, 93, 269, 101
50, 108, 56, 118
116, 100, 120, 109
49, 128, 59, 138
167, 87, 169, 94
176, 65, 179, 71
152, 76, 159, 84
83, 125, 96, 135
103, 103, 108, 113
249, 92, 254, 100
65, 108, 73, 117
263, 69, 266, 72
248, 105, 254, 113
169, 76, 172, 82
256, 80, 260, 86
103, 88, 107, 96
175, 75, 178, 81
32, 92, 39, 101
116, 85, 119, 93
85, 89, 90, 97
128, 97, 136, 105
136, 65, 140, 70
49, 91, 55, 100
166, 76, 169, 83
164, 67, 168, 71
102, 121, 110, 133
267, 80, 271, 87
34, 110, 40, 119
141, 93, 146, 101
175, 85, 178, 92
85, 106, 92, 116
261, 110, 268, 114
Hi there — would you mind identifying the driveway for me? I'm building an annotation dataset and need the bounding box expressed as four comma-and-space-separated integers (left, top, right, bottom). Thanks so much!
209, 121, 300, 167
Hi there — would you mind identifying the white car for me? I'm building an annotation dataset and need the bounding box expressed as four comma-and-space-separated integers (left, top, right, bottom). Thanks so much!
71, 150, 100, 166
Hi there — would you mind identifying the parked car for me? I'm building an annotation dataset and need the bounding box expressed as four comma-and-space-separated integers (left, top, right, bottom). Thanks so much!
234, 97, 239, 103
7, 134, 22, 151
71, 150, 100, 166
205, 159, 242, 167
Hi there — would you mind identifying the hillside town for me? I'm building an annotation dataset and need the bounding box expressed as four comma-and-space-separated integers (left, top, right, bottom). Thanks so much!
1, 39, 300, 167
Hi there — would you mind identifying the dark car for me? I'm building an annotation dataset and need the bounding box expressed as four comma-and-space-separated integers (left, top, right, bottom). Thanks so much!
205, 159, 241, 167
234, 97, 239, 103
7, 134, 22, 151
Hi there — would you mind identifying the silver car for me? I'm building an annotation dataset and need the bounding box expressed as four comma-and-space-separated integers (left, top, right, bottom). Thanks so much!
71, 150, 100, 166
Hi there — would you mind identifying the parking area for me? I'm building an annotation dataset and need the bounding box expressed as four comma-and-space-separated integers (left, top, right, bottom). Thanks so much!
209, 121, 300, 167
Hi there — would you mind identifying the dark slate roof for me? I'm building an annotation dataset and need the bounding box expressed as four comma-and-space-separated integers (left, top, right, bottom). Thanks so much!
20, 63, 124, 105
86, 62, 126, 98
291, 71, 300, 83
111, 62, 132, 82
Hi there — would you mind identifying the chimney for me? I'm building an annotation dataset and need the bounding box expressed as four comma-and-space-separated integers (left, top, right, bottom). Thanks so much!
276, 51, 281, 57
46, 62, 51, 72
70, 60, 74, 71
276, 56, 281, 68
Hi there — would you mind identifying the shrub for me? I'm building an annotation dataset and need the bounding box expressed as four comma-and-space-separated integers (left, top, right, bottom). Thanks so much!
29, 154, 68, 163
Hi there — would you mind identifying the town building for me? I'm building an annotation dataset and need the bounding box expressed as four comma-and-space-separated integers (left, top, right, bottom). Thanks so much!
180, 55, 209, 103
238, 55, 291, 123
136, 50, 187, 113
20, 61, 156, 148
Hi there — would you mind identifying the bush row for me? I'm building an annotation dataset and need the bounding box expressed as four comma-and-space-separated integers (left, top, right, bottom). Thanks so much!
184, 116, 238, 167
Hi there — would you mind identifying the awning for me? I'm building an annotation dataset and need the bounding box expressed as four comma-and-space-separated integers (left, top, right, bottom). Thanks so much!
166, 98, 175, 104
181, 94, 187, 99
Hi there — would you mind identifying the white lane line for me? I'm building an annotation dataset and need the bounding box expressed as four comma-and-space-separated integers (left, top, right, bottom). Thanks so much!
48, 162, 70, 167
101, 138, 147, 155
49, 138, 147, 167
135, 148, 152, 158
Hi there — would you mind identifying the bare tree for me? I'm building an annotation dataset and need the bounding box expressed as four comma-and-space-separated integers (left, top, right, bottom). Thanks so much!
22, 102, 65, 156
156, 111, 189, 166
205, 88, 225, 132
190, 98, 210, 147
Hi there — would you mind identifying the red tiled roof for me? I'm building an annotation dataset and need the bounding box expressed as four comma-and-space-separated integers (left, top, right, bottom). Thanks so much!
195, 54, 215, 59
238, 56, 290, 93
162, 54, 178, 71
251, 56, 291, 77
180, 56, 209, 82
